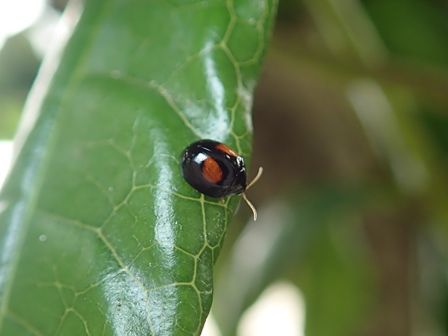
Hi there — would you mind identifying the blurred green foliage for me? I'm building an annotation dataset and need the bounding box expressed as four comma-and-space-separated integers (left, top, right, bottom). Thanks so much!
0, 35, 39, 138
363, 0, 448, 66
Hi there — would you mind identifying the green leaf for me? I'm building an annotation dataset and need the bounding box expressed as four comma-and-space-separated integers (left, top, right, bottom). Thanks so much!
0, 1, 277, 335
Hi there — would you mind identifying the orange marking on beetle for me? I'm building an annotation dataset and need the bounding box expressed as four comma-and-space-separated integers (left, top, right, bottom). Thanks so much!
216, 143, 238, 157
202, 157, 223, 183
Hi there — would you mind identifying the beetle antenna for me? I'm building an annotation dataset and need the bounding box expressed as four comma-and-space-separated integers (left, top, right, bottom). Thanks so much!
241, 166, 263, 221
242, 192, 258, 221
246, 166, 263, 190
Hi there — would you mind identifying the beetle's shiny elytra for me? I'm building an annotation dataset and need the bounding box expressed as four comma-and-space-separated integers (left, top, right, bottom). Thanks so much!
181, 139, 247, 198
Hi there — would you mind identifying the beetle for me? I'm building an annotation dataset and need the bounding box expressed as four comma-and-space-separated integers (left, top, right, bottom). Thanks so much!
181, 139, 262, 220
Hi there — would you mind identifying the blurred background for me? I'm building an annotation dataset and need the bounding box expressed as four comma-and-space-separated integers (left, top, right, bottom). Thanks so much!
1, 0, 448, 335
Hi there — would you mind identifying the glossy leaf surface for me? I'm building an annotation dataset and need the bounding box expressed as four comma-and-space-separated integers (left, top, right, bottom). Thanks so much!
0, 1, 277, 335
